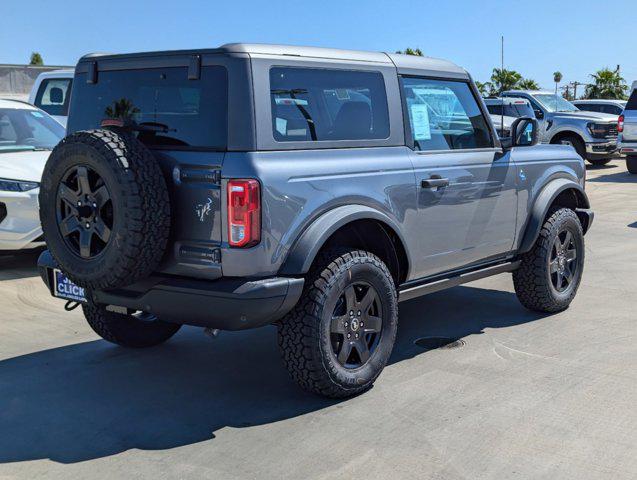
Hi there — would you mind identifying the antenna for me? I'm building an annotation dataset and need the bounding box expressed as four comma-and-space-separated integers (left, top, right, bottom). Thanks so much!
501, 35, 504, 137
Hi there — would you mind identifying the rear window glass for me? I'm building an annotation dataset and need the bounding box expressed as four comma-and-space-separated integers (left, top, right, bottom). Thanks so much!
35, 78, 73, 117
487, 101, 534, 118
68, 66, 227, 149
270, 67, 390, 142
626, 90, 637, 110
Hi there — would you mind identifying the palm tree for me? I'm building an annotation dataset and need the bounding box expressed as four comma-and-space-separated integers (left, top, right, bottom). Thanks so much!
490, 68, 522, 95
396, 47, 423, 56
104, 98, 140, 121
518, 78, 540, 90
584, 68, 628, 99
475, 81, 493, 97
553, 71, 563, 94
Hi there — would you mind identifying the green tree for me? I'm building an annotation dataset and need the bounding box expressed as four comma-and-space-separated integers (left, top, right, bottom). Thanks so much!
490, 68, 522, 95
518, 78, 540, 90
475, 81, 493, 97
584, 67, 628, 99
29, 52, 43, 66
553, 71, 563, 94
395, 47, 423, 56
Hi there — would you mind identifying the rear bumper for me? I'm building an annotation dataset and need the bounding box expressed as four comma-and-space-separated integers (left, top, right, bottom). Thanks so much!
619, 140, 637, 155
38, 250, 304, 330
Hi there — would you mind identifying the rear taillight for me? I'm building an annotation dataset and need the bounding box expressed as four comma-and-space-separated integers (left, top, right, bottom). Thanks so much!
227, 179, 260, 248
618, 114, 624, 133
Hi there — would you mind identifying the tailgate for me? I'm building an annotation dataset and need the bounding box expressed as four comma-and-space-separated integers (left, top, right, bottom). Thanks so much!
623, 111, 637, 141
153, 150, 224, 280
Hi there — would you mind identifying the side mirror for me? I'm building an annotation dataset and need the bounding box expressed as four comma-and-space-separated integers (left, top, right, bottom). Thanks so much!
508, 117, 539, 147
534, 109, 544, 120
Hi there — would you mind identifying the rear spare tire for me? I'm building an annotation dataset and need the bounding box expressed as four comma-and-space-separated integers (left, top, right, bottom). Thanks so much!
39, 129, 170, 290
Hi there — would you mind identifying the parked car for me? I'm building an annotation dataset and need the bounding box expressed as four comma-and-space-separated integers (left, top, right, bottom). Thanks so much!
0, 99, 65, 251
36, 44, 592, 398
28, 70, 74, 127
573, 99, 627, 116
484, 97, 535, 119
619, 81, 637, 173
502, 90, 619, 166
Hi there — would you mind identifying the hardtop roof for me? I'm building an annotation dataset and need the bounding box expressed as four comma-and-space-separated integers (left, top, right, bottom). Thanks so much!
78, 43, 468, 78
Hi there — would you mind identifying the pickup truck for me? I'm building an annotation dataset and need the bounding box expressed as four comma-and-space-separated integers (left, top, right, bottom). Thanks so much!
619, 81, 637, 173
502, 90, 619, 166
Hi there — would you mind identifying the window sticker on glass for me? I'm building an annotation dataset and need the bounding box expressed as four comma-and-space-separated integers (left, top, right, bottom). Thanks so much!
30, 111, 44, 118
276, 117, 288, 135
410, 104, 431, 140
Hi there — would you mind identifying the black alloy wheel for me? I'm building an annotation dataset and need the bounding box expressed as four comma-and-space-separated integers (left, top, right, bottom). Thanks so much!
330, 282, 383, 368
56, 165, 113, 259
549, 229, 578, 293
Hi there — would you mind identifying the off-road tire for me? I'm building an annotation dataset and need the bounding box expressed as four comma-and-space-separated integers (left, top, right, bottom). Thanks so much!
513, 208, 585, 313
627, 155, 637, 174
39, 129, 170, 290
83, 302, 181, 348
587, 158, 612, 166
278, 249, 398, 398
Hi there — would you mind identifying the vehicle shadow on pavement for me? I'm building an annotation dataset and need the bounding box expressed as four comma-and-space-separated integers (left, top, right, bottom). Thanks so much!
0, 251, 41, 280
390, 285, 545, 364
0, 285, 546, 465
586, 170, 635, 183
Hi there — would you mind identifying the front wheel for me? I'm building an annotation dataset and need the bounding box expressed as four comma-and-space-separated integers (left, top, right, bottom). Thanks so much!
627, 155, 637, 174
278, 249, 398, 398
513, 208, 585, 313
587, 158, 612, 166
83, 302, 181, 348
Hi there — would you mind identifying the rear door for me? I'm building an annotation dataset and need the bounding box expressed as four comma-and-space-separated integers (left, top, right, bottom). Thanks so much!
400, 76, 518, 279
69, 57, 235, 280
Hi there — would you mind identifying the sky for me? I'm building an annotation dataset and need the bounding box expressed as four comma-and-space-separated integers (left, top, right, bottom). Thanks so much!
3, 0, 636, 93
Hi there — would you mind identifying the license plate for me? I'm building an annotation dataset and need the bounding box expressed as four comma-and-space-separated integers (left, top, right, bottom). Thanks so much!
53, 269, 86, 302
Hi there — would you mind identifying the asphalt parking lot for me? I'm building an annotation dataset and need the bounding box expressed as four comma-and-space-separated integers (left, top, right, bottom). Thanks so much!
0, 158, 635, 479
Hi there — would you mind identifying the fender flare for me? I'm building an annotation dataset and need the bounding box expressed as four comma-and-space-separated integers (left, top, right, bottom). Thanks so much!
279, 204, 409, 276
519, 178, 591, 254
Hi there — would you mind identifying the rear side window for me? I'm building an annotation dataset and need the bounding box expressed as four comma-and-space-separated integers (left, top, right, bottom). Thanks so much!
68, 66, 227, 149
401, 77, 492, 151
35, 78, 72, 117
269, 67, 390, 142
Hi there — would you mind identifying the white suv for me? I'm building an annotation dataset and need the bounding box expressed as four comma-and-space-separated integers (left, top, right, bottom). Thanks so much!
28, 70, 74, 127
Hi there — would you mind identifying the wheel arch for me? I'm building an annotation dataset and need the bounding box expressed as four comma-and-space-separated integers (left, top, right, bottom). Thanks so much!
518, 178, 591, 254
279, 205, 410, 284
549, 130, 585, 146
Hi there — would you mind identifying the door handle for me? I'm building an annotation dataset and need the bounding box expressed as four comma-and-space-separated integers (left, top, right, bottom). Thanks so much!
421, 176, 450, 189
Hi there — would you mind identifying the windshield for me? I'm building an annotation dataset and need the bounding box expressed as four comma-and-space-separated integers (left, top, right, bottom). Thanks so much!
0, 108, 64, 152
69, 66, 228, 149
533, 94, 579, 113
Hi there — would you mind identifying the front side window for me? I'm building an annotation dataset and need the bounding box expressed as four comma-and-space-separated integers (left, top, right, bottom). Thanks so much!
35, 78, 73, 117
269, 67, 390, 142
69, 66, 227, 149
401, 77, 492, 151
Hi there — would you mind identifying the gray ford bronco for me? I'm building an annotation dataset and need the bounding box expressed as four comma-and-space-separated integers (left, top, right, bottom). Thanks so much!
37, 43, 593, 398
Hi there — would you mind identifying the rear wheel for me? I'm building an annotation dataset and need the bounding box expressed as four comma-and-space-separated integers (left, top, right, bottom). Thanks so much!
83, 302, 181, 348
513, 208, 585, 313
278, 249, 398, 398
627, 155, 637, 174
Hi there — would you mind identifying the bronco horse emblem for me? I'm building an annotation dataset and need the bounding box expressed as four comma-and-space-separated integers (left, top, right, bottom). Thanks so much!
195, 197, 214, 223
